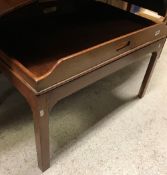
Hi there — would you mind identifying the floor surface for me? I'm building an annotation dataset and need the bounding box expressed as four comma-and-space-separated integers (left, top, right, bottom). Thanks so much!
0, 43, 167, 175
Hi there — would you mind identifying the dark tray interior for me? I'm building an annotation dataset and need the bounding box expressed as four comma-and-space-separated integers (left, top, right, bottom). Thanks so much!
0, 1, 155, 77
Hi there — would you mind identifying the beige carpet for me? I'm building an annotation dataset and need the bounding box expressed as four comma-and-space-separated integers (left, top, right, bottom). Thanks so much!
0, 43, 167, 175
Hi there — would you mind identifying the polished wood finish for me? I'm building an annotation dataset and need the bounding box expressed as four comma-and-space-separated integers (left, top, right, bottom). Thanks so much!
0, 0, 33, 17
138, 40, 166, 98
138, 53, 158, 98
1, 2, 167, 92
0, 38, 166, 171
31, 95, 50, 171
0, 0, 167, 172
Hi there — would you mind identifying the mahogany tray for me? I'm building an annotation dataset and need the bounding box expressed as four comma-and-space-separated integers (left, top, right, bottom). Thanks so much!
1, 1, 166, 93
0, 0, 167, 172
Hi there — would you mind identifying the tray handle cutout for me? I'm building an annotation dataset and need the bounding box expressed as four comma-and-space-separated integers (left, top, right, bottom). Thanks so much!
115, 41, 131, 52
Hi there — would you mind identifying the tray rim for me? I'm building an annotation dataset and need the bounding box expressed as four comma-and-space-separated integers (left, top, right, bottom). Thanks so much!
0, 23, 166, 80
0, 37, 166, 95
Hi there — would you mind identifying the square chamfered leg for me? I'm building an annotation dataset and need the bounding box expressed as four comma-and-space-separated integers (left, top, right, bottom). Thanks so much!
0, 59, 51, 171
138, 52, 158, 98
31, 95, 50, 172
138, 39, 166, 99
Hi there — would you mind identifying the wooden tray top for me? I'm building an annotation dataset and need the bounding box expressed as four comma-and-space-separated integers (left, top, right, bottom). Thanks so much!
0, 1, 167, 92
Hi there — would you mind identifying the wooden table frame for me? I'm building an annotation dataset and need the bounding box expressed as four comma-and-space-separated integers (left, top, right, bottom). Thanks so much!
0, 38, 166, 171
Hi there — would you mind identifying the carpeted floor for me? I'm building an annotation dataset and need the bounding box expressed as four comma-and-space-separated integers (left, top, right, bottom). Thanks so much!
0, 43, 167, 175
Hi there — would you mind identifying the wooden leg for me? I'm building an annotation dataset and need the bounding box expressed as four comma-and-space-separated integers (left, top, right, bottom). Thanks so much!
31, 95, 50, 172
138, 52, 158, 98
